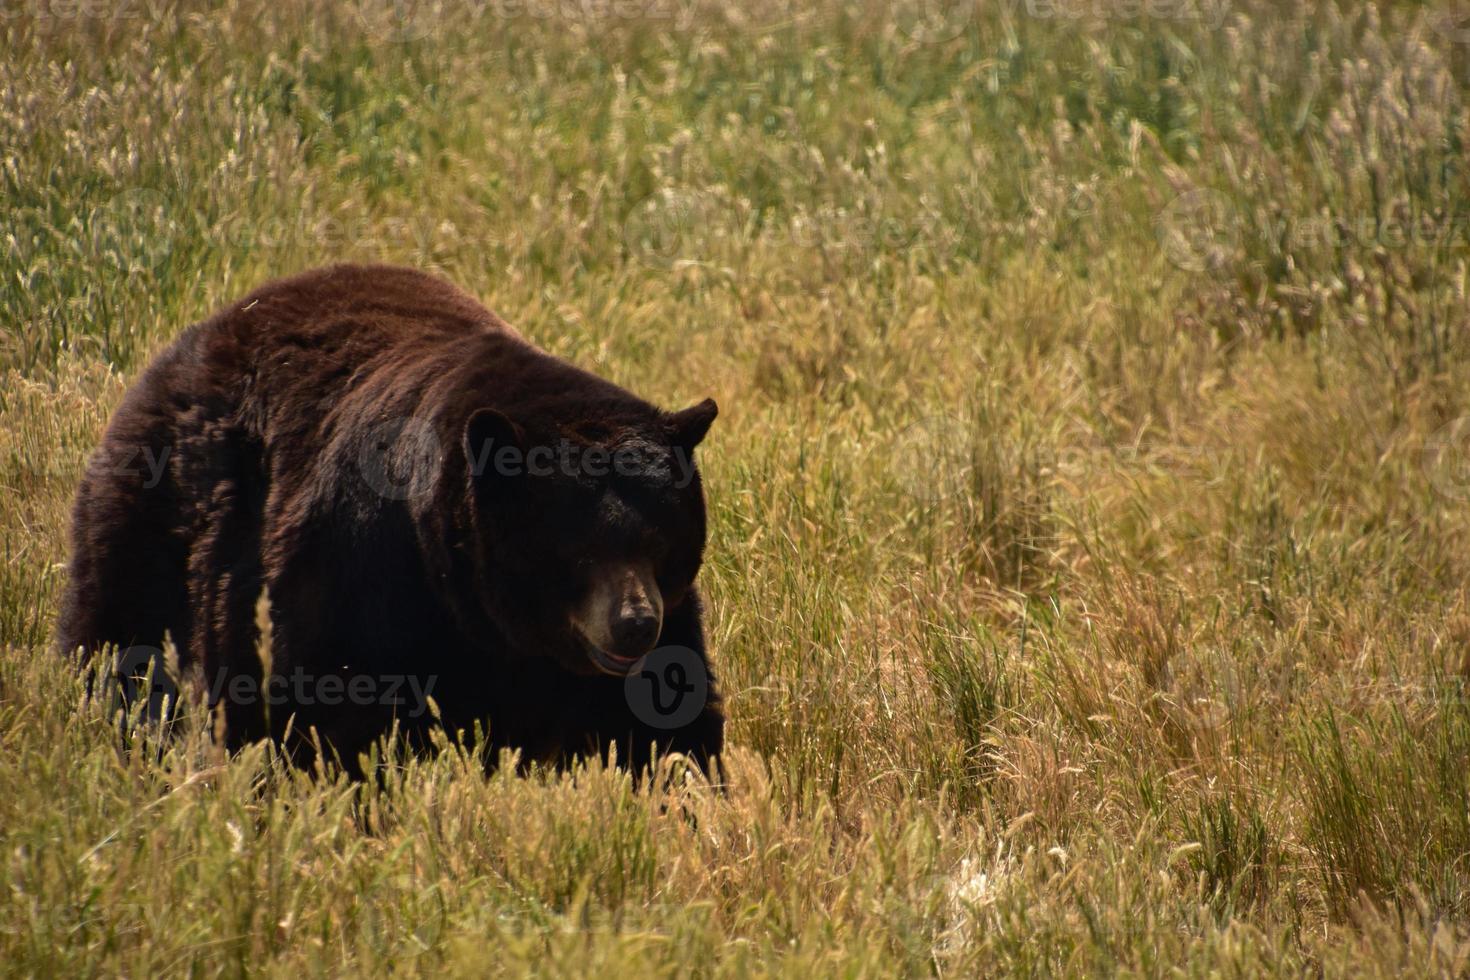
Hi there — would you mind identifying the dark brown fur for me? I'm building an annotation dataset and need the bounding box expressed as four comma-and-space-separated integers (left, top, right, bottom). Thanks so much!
59, 264, 724, 776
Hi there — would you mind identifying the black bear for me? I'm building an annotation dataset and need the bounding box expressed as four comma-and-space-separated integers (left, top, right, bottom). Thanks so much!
58, 263, 724, 777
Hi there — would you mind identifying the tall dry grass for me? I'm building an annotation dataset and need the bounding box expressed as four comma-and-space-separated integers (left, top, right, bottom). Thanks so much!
4, 0, 1470, 974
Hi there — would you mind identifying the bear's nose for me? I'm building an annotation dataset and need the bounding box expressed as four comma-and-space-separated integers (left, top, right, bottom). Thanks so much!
609, 609, 660, 658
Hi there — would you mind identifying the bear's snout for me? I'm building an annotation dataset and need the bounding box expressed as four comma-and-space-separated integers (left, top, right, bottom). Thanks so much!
572, 561, 664, 673
610, 607, 660, 659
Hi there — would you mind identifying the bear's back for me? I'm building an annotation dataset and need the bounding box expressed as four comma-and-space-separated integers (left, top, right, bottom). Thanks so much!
228, 263, 521, 345
168, 264, 529, 416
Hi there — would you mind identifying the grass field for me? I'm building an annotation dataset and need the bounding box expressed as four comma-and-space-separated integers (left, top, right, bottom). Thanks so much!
5, 0, 1470, 974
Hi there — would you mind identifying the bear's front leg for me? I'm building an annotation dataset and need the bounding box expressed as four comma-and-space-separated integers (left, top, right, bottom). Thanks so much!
599, 699, 724, 781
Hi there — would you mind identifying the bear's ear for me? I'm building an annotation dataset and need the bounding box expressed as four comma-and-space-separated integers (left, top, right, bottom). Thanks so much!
463, 408, 524, 482
665, 397, 718, 452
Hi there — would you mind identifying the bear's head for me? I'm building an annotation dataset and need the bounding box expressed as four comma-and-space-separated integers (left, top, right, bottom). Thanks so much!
461, 398, 717, 676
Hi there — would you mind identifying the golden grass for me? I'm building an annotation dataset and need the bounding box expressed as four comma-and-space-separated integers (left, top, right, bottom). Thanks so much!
4, 0, 1470, 974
